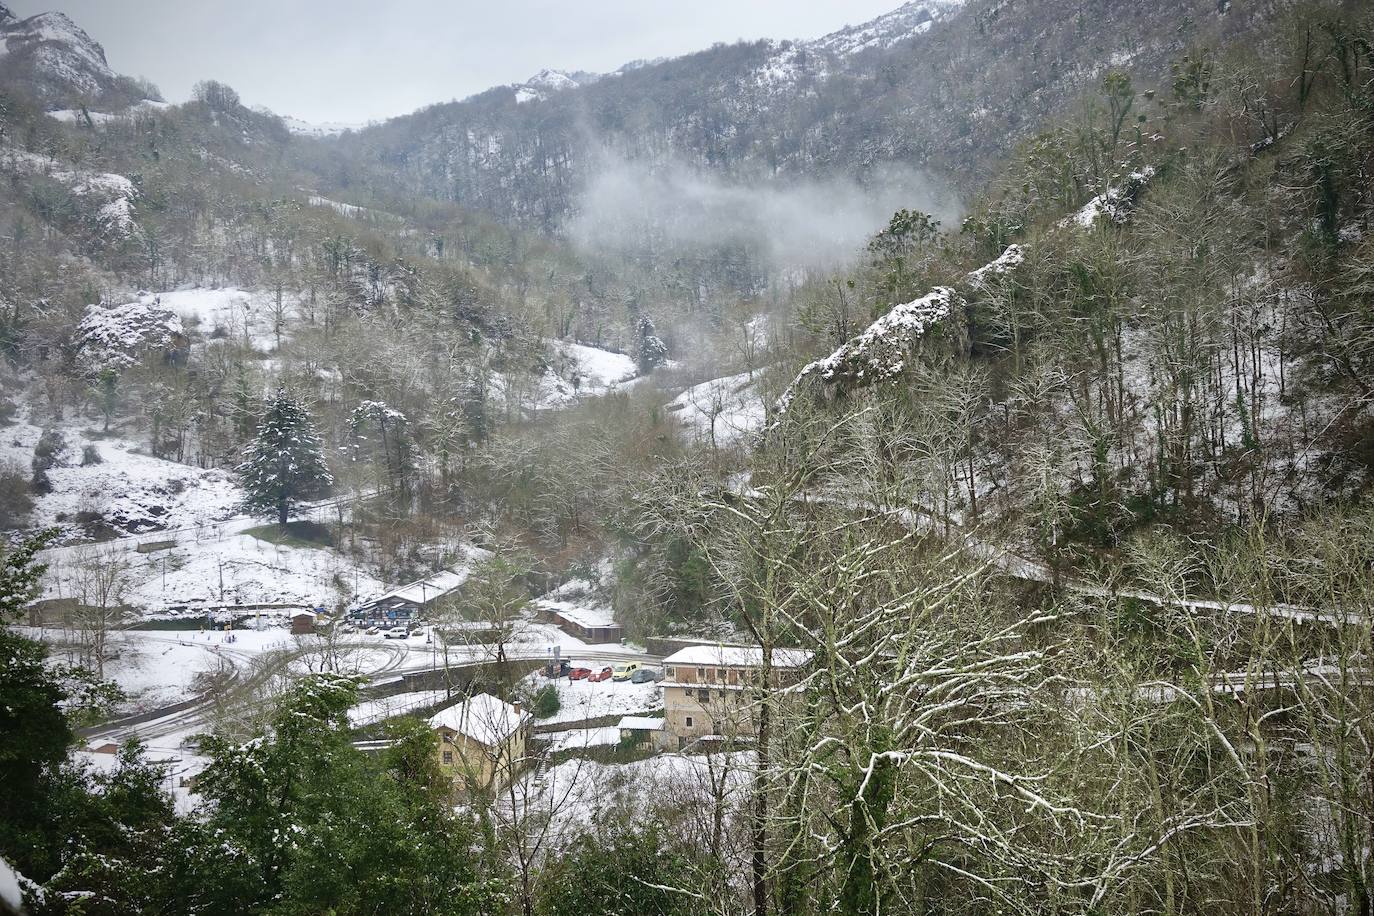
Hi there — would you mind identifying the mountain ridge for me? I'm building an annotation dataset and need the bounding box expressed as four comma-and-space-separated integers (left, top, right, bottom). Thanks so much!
0, 1, 158, 109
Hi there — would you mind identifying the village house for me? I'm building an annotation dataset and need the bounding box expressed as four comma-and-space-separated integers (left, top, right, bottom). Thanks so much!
428, 693, 531, 793
660, 645, 813, 746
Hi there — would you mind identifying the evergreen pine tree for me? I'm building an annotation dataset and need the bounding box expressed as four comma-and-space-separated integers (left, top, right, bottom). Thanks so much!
635, 316, 669, 373
237, 388, 333, 526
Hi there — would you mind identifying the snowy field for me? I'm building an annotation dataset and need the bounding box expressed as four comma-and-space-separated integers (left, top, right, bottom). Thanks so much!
27, 627, 230, 710
40, 524, 385, 616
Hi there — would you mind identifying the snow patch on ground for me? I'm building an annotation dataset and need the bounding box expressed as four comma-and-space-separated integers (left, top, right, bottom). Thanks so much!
543, 725, 622, 751
518, 751, 753, 847
154, 286, 292, 351
348, 688, 451, 727
0, 412, 240, 539
0, 147, 138, 238
667, 370, 767, 447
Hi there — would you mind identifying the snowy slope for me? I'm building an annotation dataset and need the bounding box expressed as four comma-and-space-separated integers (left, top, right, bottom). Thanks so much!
0, 411, 240, 540
0, 147, 138, 238
808, 0, 967, 57
559, 341, 637, 391
750, 0, 969, 92
499, 340, 642, 413
512, 68, 601, 104
272, 112, 366, 136
156, 286, 293, 351
47, 99, 170, 125
666, 370, 767, 447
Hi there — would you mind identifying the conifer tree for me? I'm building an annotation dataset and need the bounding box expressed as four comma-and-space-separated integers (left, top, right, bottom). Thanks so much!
237, 388, 333, 526
635, 315, 669, 373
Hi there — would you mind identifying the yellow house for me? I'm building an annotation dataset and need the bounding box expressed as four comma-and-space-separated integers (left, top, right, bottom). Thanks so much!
660, 645, 812, 746
428, 693, 532, 793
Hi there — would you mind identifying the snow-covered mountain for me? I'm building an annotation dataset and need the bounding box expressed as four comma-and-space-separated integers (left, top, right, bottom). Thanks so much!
0, 3, 158, 109
510, 4, 966, 104
348, 0, 1241, 230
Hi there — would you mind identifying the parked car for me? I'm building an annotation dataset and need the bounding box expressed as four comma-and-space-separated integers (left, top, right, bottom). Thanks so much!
364, 625, 381, 635
383, 627, 408, 639
569, 666, 593, 680
544, 659, 572, 678
630, 667, 661, 684
589, 666, 613, 682
612, 662, 642, 682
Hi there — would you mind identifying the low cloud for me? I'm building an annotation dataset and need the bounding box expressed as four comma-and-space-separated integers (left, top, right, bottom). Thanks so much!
566, 154, 962, 270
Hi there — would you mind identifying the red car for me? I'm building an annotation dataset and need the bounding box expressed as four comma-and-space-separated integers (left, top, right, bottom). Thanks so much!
569, 666, 592, 680
588, 666, 613, 683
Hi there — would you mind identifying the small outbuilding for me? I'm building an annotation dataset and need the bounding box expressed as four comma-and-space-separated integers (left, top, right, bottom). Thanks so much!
289, 610, 317, 634
537, 598, 623, 644
617, 715, 674, 752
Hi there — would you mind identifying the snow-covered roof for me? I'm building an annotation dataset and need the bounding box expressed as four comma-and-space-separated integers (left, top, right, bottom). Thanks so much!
661, 645, 812, 669
387, 568, 468, 605
370, 547, 491, 607
537, 597, 618, 630
618, 716, 667, 731
429, 693, 530, 748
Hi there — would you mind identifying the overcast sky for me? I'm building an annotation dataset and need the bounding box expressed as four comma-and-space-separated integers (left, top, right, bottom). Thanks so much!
9, 0, 903, 124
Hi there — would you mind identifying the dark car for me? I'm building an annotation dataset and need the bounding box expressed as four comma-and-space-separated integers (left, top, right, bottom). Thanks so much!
630, 668, 661, 684
589, 666, 613, 683
569, 666, 593, 680
544, 659, 572, 678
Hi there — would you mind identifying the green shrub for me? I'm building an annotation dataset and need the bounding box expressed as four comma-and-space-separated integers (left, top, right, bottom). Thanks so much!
532, 683, 560, 719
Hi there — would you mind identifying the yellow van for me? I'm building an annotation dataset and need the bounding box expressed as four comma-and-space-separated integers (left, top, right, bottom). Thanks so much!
611, 662, 641, 682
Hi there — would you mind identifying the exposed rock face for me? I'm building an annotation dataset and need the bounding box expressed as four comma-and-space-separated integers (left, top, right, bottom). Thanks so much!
0, 6, 156, 109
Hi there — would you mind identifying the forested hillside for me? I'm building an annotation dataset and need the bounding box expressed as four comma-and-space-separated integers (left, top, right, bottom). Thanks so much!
332, 0, 1290, 230
1, 0, 1373, 913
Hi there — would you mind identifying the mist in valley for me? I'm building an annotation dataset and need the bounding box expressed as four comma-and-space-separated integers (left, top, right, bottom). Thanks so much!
566, 152, 963, 271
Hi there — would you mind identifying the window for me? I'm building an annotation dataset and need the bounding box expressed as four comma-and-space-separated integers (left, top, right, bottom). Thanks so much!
696, 667, 706, 681
698, 688, 711, 702
685, 716, 693, 728
442, 750, 453, 765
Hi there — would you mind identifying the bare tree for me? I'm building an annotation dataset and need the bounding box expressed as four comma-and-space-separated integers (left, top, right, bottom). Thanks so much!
69, 546, 131, 679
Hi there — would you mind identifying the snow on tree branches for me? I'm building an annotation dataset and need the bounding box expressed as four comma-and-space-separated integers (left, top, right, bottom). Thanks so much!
237, 388, 333, 526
